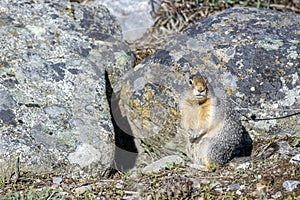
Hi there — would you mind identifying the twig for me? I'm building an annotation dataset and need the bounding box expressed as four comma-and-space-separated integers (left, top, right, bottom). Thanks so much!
124, 190, 139, 195
46, 190, 58, 200
269, 4, 300, 13
195, 176, 232, 179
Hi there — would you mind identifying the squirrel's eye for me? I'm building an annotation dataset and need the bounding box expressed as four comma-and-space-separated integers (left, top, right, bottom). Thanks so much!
189, 80, 193, 85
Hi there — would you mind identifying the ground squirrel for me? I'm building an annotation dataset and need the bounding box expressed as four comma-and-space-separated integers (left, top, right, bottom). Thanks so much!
180, 73, 243, 169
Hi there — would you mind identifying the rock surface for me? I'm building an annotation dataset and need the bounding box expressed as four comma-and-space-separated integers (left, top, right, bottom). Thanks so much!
117, 7, 300, 167
0, 0, 134, 178
97, 0, 156, 42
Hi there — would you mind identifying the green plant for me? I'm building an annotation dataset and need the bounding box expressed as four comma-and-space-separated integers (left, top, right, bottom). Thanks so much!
291, 130, 300, 147
0, 155, 19, 188
118, 171, 130, 179
1, 186, 58, 200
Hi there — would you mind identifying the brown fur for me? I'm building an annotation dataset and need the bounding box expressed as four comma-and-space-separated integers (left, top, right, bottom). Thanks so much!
180, 76, 217, 139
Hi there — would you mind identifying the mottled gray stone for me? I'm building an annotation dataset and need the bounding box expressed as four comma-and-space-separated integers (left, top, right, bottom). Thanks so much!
227, 183, 241, 191
282, 180, 300, 192
117, 7, 300, 167
97, 0, 156, 42
272, 191, 282, 198
0, 0, 134, 178
52, 177, 63, 184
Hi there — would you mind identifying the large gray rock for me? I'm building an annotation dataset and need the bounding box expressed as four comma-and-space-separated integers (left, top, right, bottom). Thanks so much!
0, 0, 134, 178
117, 7, 300, 168
97, 0, 156, 42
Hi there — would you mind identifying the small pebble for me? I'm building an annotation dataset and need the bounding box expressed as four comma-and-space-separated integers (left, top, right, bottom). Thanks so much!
53, 177, 62, 184
276, 168, 281, 173
257, 174, 262, 179
35, 179, 41, 183
236, 190, 242, 195
200, 179, 210, 185
282, 180, 300, 192
290, 154, 300, 164
214, 187, 223, 193
210, 181, 221, 189
122, 196, 132, 200
236, 162, 250, 170
272, 191, 282, 198
115, 182, 123, 189
227, 183, 240, 191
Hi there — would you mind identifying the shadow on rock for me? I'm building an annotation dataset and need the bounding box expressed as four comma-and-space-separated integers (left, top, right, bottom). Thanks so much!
105, 71, 138, 176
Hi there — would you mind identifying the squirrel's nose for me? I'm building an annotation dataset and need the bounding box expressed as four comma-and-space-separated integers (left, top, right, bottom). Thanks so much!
194, 89, 206, 97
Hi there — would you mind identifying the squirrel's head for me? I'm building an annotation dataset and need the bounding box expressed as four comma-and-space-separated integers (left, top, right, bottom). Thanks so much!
188, 74, 209, 101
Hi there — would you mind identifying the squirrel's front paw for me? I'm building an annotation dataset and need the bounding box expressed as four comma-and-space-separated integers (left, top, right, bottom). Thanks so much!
188, 129, 205, 142
188, 163, 209, 171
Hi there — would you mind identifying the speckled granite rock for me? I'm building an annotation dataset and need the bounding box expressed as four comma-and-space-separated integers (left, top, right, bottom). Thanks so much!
97, 0, 156, 42
0, 0, 134, 178
117, 7, 300, 167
